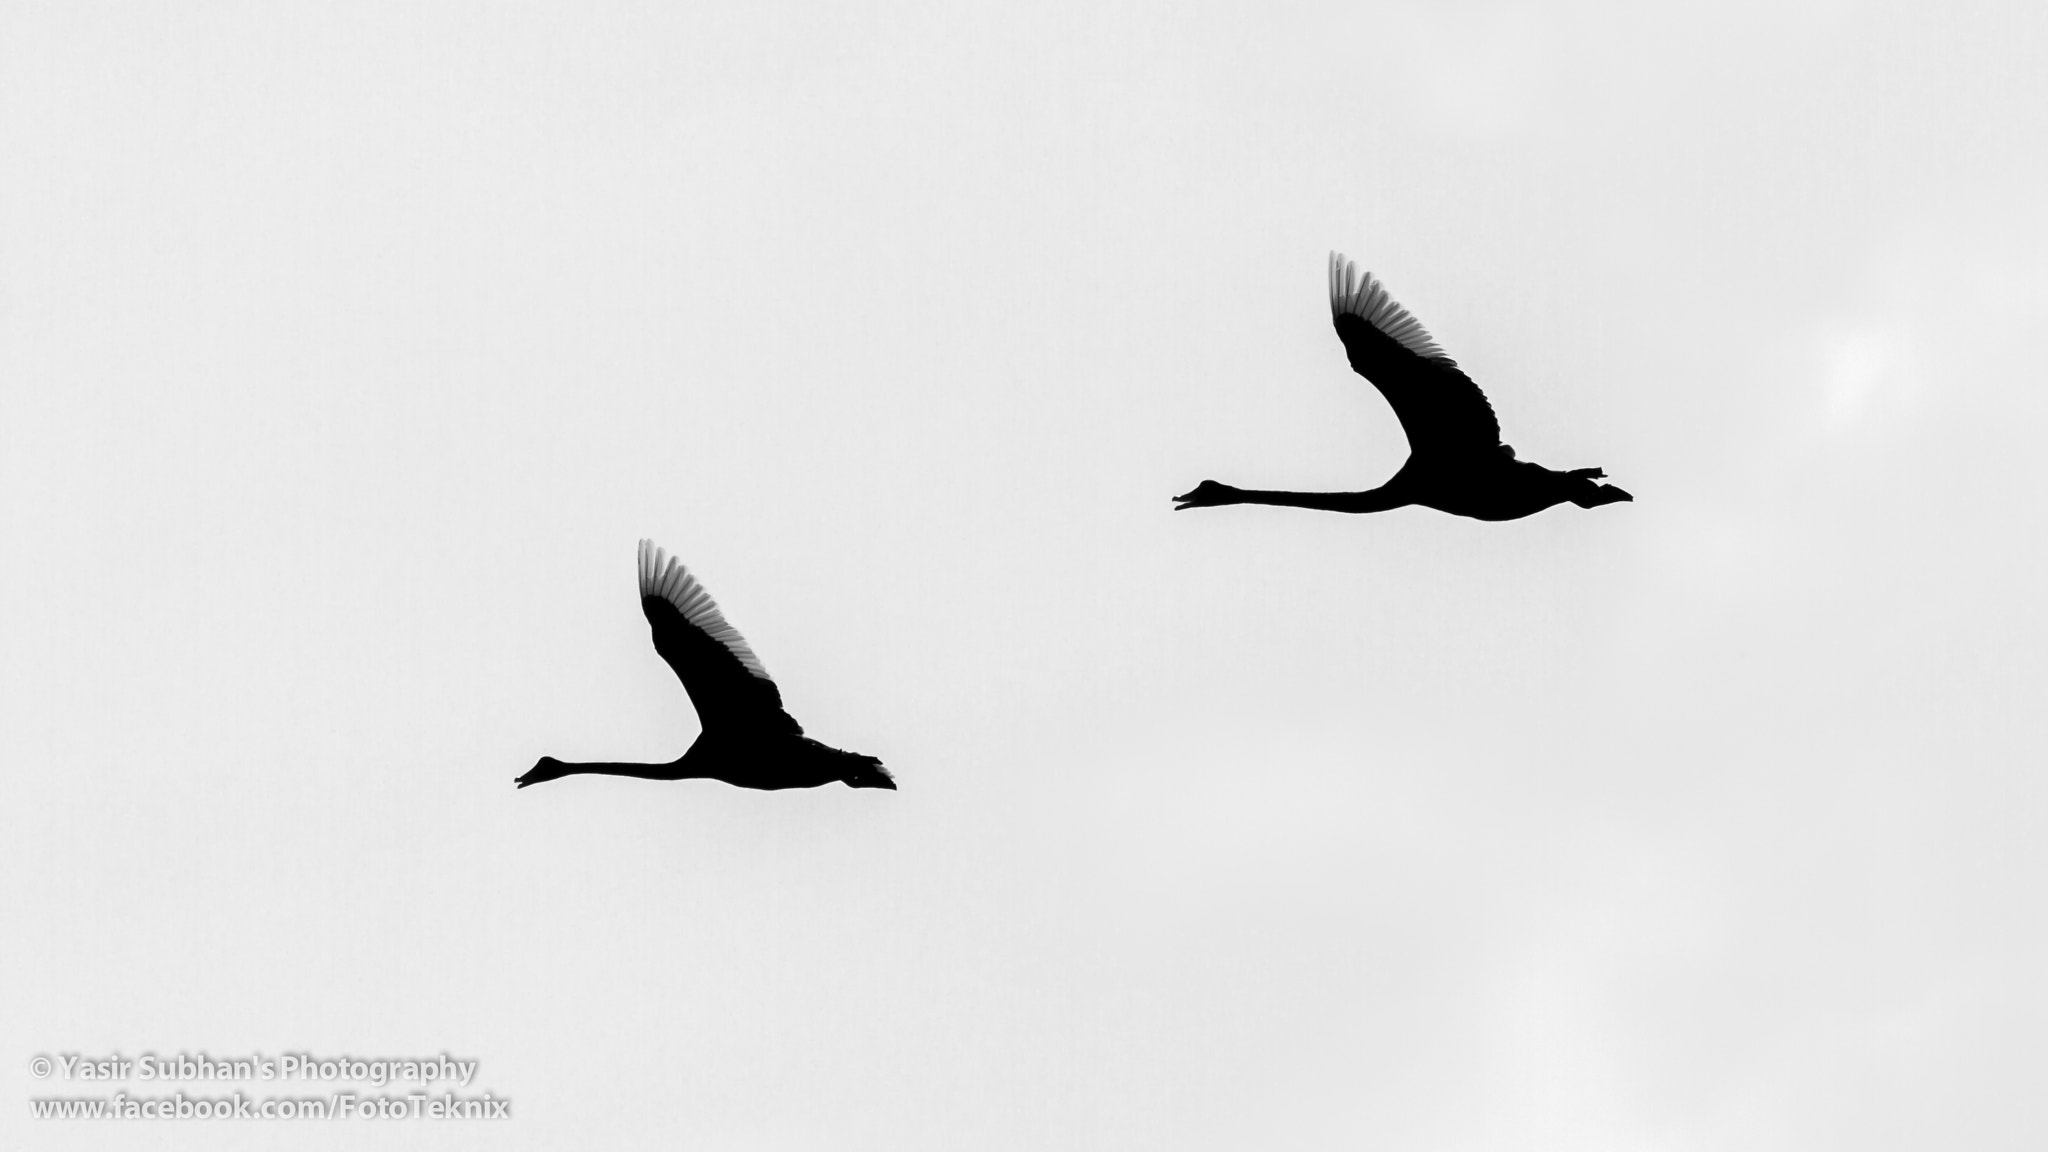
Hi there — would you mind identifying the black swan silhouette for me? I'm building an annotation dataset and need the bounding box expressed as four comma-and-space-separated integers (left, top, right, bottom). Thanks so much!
1175, 252, 1633, 520
517, 541, 894, 791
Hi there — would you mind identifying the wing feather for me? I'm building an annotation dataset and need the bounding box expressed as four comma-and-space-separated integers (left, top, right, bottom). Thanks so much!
636, 540, 800, 736
1327, 252, 1503, 458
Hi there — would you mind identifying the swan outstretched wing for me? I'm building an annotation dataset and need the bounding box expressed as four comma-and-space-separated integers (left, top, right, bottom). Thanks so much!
637, 540, 801, 736
1328, 252, 1503, 458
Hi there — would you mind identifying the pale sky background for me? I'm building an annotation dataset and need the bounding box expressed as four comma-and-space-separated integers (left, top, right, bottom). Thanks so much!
4, 1, 2046, 1148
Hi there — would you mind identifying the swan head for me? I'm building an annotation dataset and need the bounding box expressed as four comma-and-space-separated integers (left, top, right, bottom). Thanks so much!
515, 756, 566, 788
1173, 480, 1244, 510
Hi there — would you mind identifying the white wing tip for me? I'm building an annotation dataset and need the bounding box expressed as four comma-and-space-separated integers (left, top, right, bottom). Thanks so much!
634, 538, 773, 681
1325, 249, 1449, 361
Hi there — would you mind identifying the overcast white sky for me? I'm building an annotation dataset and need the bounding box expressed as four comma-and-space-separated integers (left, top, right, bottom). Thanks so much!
5, 1, 2046, 1148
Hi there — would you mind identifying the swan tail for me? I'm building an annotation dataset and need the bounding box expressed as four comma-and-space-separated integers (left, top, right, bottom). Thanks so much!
813, 741, 894, 790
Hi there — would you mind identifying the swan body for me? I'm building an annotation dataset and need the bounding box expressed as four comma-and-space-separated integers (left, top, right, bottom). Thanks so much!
1175, 253, 1633, 520
517, 541, 893, 792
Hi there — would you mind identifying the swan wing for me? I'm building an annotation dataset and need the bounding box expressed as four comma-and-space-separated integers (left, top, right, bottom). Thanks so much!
1328, 252, 1503, 459
637, 540, 802, 736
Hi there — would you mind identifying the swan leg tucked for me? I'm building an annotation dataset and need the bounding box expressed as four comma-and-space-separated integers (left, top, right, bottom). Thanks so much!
1571, 483, 1634, 508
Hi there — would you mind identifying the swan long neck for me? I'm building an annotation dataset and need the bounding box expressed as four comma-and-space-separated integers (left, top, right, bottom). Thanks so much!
1231, 485, 1410, 514
539, 759, 698, 782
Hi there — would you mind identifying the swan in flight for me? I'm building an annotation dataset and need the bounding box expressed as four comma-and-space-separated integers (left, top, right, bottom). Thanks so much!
1175, 253, 1633, 520
518, 541, 894, 791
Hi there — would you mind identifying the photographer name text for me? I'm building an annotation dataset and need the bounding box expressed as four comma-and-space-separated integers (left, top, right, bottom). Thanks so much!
32, 1052, 477, 1087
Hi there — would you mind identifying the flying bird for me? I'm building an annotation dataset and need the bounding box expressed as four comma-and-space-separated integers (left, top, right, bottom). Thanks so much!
1174, 252, 1633, 520
517, 541, 894, 791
